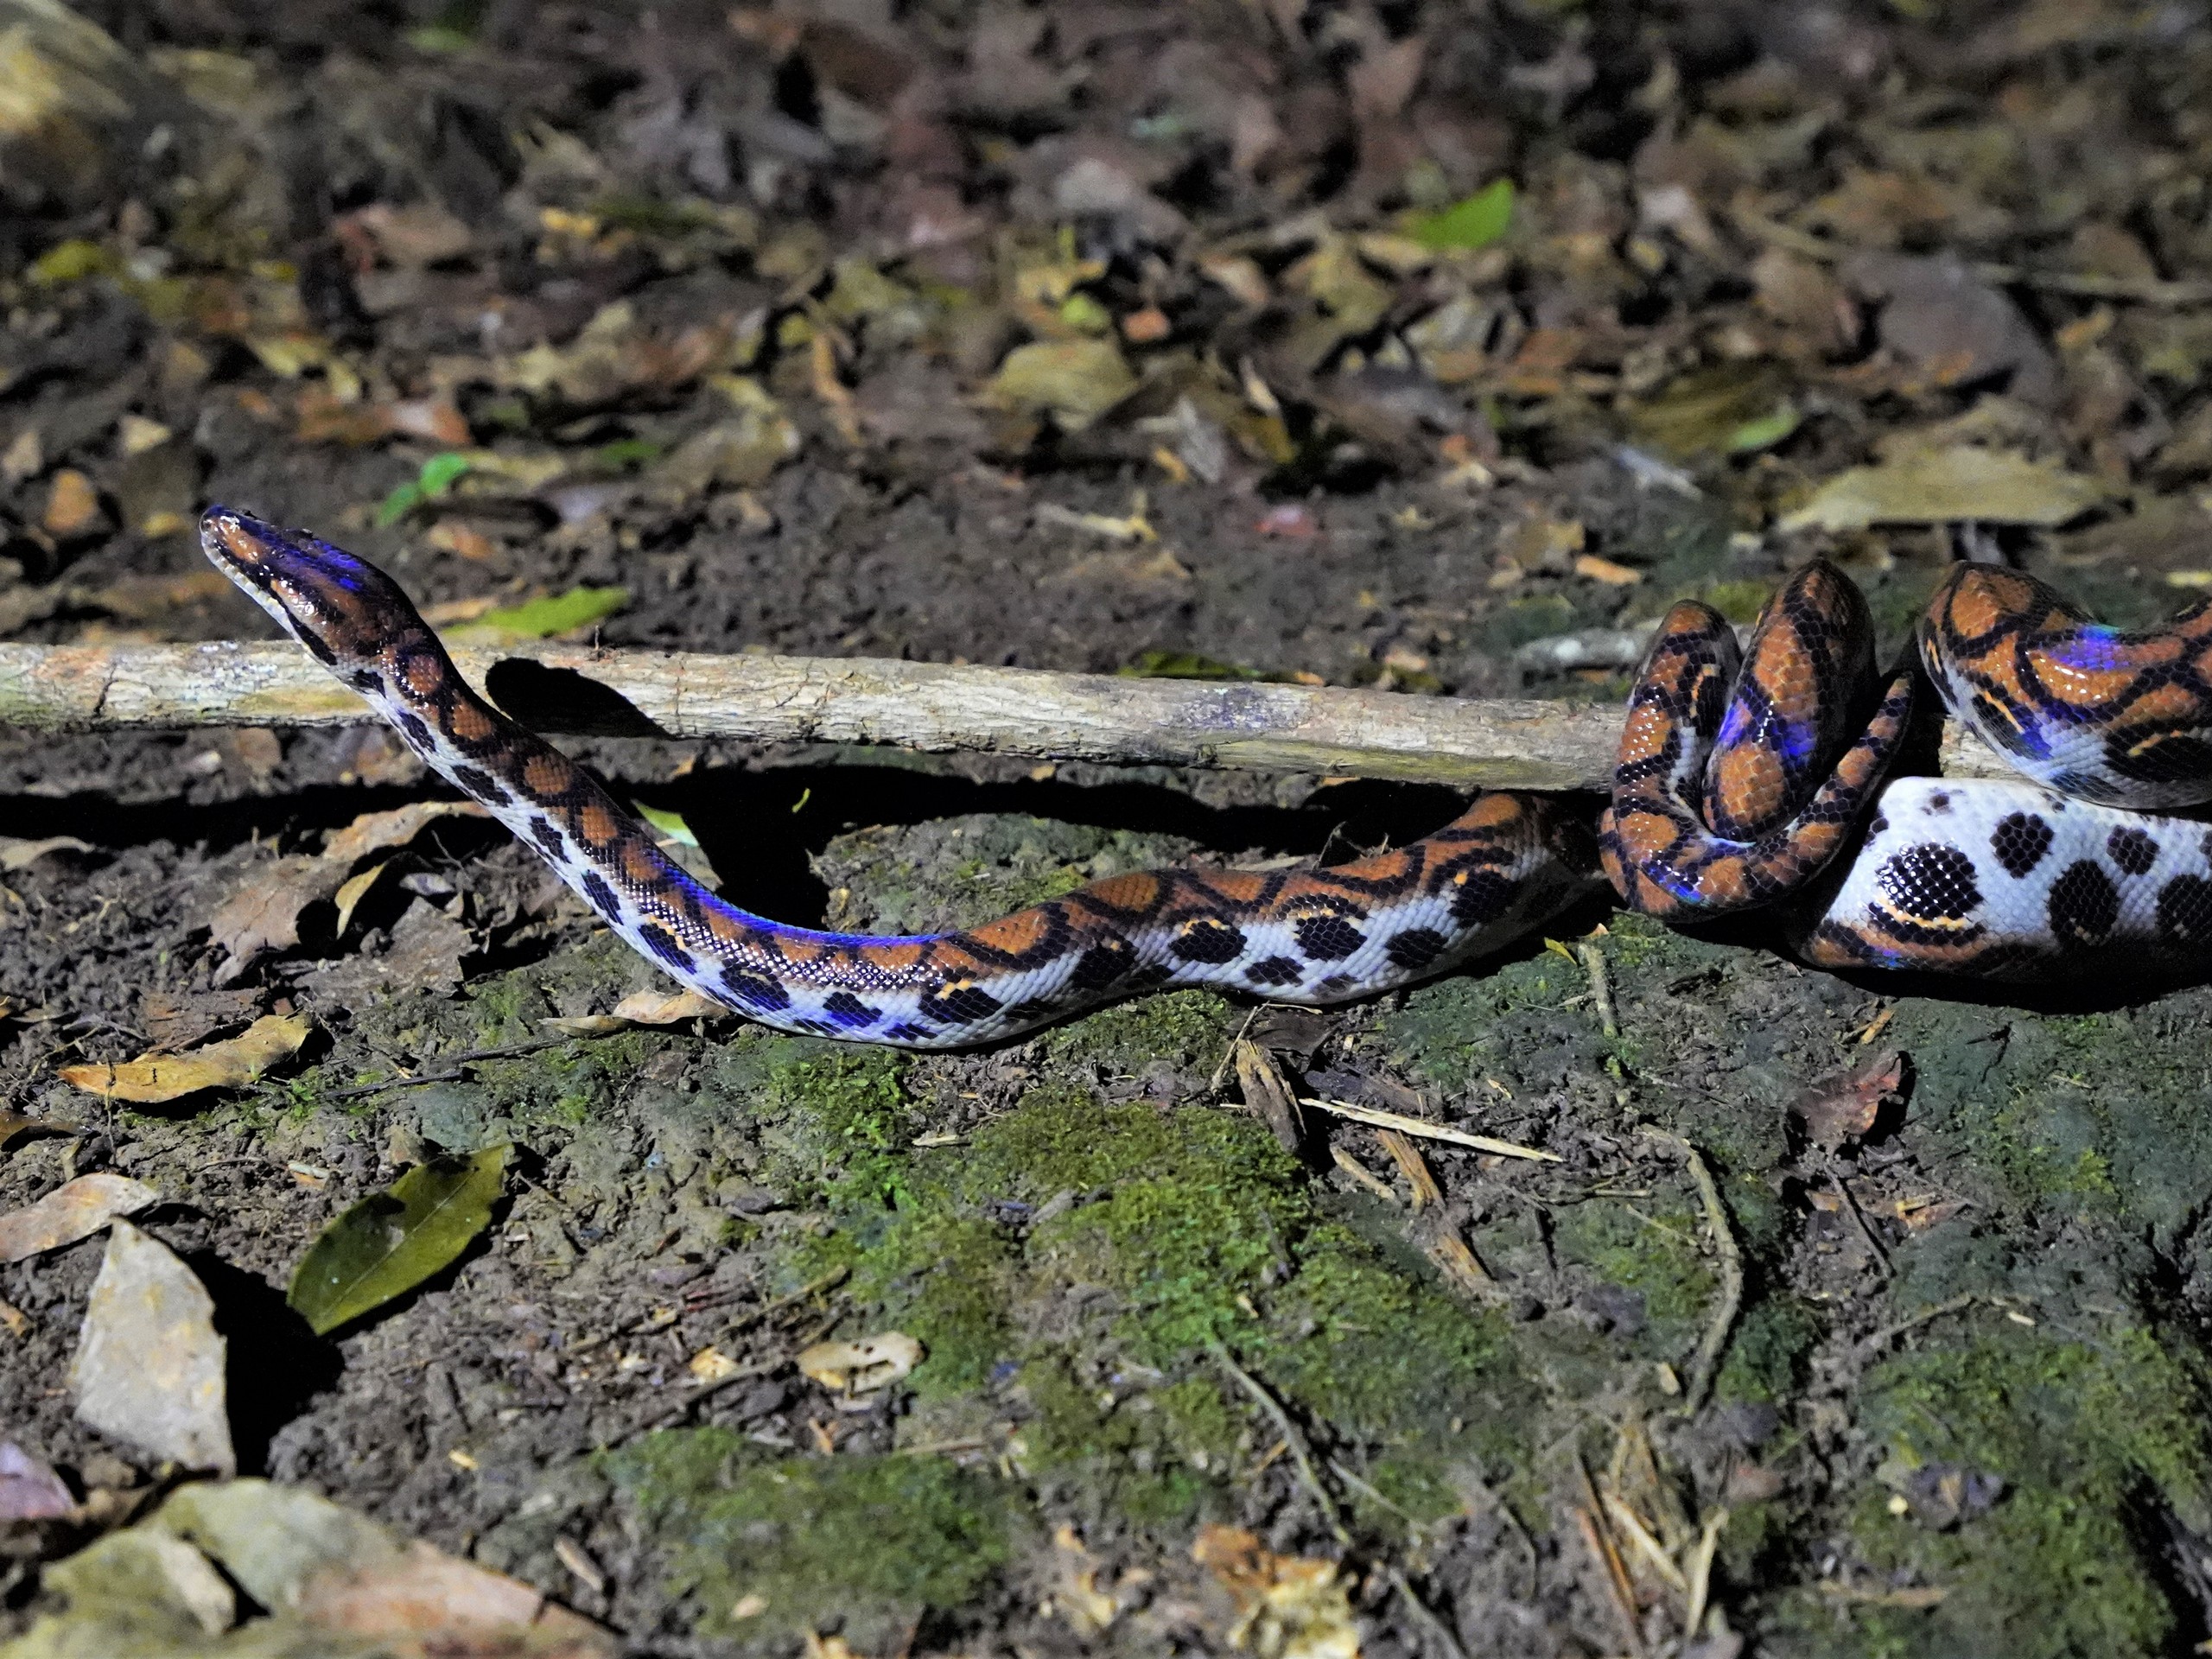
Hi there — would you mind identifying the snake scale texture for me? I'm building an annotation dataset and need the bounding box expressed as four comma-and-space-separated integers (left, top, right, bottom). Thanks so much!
201, 506, 2212, 1046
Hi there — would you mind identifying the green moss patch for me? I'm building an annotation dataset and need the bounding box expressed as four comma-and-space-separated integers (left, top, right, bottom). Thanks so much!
1783, 1326, 2211, 1659
603, 1431, 1015, 1640
762, 1054, 1529, 1528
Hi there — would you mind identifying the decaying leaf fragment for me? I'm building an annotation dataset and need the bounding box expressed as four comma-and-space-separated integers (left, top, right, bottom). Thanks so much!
0, 1173, 159, 1264
288, 1145, 511, 1336
70, 1221, 235, 1477
17, 1478, 615, 1655
0, 1441, 76, 1522
1793, 1049, 1910, 1151
56, 1012, 311, 1103
541, 986, 728, 1035
207, 799, 486, 977
1192, 1524, 1360, 1659
1779, 443, 2107, 531
797, 1330, 924, 1395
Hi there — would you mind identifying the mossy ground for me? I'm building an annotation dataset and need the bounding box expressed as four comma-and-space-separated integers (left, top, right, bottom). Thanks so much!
23, 779, 2212, 1657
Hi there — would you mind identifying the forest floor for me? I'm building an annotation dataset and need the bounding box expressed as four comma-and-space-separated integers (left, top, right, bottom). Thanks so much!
8, 0, 2212, 1655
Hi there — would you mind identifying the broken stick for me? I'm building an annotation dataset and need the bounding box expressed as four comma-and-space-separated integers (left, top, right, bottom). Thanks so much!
0, 639, 2009, 790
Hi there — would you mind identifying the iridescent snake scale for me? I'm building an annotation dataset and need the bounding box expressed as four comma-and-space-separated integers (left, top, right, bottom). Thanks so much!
200, 505, 2212, 1046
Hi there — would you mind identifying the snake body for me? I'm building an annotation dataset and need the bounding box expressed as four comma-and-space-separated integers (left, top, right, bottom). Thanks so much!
200, 505, 2212, 1039
200, 508, 1599, 1046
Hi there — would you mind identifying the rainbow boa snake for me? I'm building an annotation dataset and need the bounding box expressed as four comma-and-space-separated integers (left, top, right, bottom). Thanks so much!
201, 506, 2212, 1046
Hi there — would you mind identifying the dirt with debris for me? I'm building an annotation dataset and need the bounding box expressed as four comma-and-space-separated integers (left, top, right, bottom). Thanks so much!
9, 0, 2212, 1654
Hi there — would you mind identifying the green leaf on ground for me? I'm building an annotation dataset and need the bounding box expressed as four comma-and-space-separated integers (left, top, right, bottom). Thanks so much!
445, 585, 629, 642
288, 1146, 509, 1336
1407, 179, 1515, 251
635, 802, 700, 846
375, 452, 475, 525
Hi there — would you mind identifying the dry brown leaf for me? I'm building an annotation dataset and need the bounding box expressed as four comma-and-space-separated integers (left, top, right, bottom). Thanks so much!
207, 856, 340, 972
1234, 1038, 1306, 1157
797, 1331, 923, 1395
42, 468, 104, 537
1793, 1049, 1909, 1152
0, 1173, 160, 1264
321, 800, 486, 865
1192, 1525, 1360, 1659
1779, 445, 2107, 531
210, 802, 485, 976
0, 1119, 61, 1159
70, 1221, 235, 1477
57, 1013, 311, 1103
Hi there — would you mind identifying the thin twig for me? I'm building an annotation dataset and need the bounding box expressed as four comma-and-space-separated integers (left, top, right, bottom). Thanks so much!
1853, 1293, 1982, 1360
1575, 942, 1619, 1040
1728, 207, 2212, 305
1300, 1097, 1562, 1162
1208, 1336, 1347, 1544
1820, 1156, 1892, 1276
1210, 1340, 1468, 1659
314, 1036, 581, 1102
1646, 1131, 1743, 1414
1573, 1458, 1647, 1659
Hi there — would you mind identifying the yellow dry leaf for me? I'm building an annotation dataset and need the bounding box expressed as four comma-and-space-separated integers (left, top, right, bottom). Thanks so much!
57, 1014, 312, 1103
1573, 553, 1643, 586
797, 1331, 923, 1395
331, 861, 389, 937
1051, 1525, 1122, 1636
688, 1345, 743, 1383
1192, 1525, 1361, 1659
1779, 445, 2107, 531
988, 340, 1137, 431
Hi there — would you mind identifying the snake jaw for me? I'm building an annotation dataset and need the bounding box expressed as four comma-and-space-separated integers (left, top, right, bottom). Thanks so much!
200, 505, 399, 671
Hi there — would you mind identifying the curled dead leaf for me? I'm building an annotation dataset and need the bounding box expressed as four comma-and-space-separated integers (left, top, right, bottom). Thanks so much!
57, 1013, 312, 1103
540, 987, 727, 1036
1793, 1049, 1909, 1152
1233, 1038, 1306, 1157
1192, 1525, 1360, 1659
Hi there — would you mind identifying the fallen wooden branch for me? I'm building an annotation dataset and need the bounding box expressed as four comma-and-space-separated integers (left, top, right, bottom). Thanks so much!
0, 639, 2010, 789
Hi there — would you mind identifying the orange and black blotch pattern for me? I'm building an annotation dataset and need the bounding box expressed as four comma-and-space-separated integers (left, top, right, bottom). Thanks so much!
1600, 561, 1916, 919
1921, 563, 2212, 809
200, 507, 1602, 1046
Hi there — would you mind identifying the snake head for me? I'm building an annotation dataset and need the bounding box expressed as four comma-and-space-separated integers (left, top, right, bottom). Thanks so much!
199, 505, 408, 668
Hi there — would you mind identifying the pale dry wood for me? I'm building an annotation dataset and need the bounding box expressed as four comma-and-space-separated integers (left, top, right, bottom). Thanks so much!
1299, 1096, 1563, 1162
0, 639, 2018, 790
